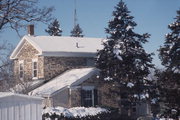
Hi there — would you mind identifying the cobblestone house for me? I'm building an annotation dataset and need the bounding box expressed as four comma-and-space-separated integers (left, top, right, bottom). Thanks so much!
10, 35, 120, 108
10, 35, 101, 82
13, 40, 94, 82
10, 34, 151, 119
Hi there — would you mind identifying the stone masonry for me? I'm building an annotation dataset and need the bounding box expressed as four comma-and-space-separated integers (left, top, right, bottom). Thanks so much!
69, 76, 121, 108
13, 40, 42, 82
13, 39, 95, 82
13, 39, 121, 109
43, 57, 92, 80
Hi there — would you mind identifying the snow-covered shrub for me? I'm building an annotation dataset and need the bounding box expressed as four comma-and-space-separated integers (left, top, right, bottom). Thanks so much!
43, 107, 108, 118
42, 106, 128, 120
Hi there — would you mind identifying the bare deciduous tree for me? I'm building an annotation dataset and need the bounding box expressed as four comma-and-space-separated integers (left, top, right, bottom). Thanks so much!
0, 41, 37, 93
0, 0, 54, 91
0, 41, 14, 91
0, 0, 54, 35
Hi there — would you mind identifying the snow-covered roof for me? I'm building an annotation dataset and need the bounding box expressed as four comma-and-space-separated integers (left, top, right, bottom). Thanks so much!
29, 67, 99, 97
0, 92, 43, 100
10, 35, 104, 59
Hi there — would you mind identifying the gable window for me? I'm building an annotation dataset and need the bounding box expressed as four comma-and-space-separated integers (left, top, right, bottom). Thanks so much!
19, 60, 24, 79
32, 59, 38, 79
81, 86, 98, 107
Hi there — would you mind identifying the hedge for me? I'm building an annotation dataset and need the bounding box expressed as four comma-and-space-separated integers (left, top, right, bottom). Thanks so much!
42, 108, 133, 120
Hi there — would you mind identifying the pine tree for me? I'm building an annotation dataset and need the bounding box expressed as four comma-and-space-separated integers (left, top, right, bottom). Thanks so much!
70, 24, 84, 37
96, 0, 154, 104
158, 10, 180, 119
45, 19, 62, 36
159, 10, 180, 72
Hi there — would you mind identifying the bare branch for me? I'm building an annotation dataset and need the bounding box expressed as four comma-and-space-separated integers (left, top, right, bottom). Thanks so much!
0, 41, 14, 91
0, 0, 54, 34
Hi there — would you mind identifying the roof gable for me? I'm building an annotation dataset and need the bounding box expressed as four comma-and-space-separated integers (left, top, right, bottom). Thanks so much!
10, 35, 104, 59
10, 36, 42, 59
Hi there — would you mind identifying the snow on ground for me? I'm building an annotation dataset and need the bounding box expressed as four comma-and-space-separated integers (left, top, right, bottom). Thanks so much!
43, 107, 109, 118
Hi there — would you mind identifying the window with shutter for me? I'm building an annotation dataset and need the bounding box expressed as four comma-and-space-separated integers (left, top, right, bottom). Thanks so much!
19, 61, 24, 79
32, 59, 38, 79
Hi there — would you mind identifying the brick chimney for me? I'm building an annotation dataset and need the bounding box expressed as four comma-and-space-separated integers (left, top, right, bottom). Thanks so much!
27, 25, 34, 36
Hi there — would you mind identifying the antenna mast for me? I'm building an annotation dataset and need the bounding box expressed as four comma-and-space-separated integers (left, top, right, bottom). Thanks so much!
74, 0, 77, 28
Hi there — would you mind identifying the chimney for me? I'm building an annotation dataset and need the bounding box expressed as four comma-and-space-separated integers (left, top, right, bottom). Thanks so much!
76, 42, 79, 48
27, 25, 34, 36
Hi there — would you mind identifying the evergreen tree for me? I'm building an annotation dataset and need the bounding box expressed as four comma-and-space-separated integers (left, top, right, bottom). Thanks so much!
70, 24, 84, 37
158, 10, 180, 119
96, 0, 154, 103
159, 10, 180, 72
45, 19, 62, 36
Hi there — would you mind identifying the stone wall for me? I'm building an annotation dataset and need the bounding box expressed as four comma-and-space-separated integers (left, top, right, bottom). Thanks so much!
98, 82, 121, 108
70, 76, 101, 107
51, 88, 70, 108
41, 75, 123, 109
42, 97, 53, 107
69, 76, 121, 108
43, 57, 93, 80
70, 88, 81, 107
13, 40, 44, 82
13, 40, 95, 82
38, 56, 44, 79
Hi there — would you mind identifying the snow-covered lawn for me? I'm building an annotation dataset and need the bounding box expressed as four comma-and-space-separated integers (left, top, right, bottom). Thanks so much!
43, 106, 108, 118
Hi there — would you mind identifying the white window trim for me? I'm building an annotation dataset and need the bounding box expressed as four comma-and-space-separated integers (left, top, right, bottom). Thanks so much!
32, 59, 38, 80
19, 60, 24, 80
82, 86, 95, 106
82, 86, 95, 90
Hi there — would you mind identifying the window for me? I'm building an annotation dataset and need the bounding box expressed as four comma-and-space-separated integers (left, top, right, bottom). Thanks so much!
84, 90, 93, 107
32, 59, 38, 79
81, 86, 98, 107
19, 60, 24, 79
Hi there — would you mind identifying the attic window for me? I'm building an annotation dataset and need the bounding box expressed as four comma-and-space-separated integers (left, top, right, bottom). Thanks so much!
32, 59, 38, 79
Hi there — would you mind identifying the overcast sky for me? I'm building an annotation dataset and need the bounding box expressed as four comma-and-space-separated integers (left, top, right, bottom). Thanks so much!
0, 0, 179, 68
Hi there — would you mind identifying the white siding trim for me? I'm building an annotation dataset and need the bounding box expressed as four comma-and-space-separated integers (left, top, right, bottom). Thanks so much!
82, 86, 95, 90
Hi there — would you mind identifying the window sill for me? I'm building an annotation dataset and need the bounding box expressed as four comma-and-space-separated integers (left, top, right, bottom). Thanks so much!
32, 77, 38, 80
